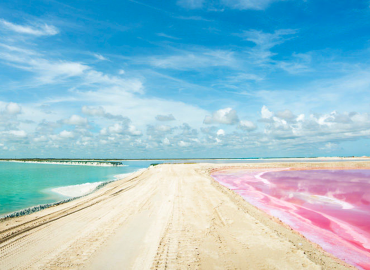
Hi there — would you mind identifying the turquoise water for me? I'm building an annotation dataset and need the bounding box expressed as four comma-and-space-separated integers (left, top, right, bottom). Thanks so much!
0, 161, 153, 216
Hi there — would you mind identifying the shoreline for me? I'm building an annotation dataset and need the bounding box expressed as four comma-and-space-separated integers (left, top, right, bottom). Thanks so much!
1, 161, 367, 269
1, 160, 126, 167
0, 169, 146, 219
0, 180, 115, 220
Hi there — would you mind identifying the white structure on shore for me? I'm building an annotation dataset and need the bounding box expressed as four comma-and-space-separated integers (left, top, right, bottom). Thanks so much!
6, 160, 125, 167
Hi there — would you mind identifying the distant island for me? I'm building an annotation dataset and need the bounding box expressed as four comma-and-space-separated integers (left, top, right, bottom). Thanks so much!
2, 159, 125, 167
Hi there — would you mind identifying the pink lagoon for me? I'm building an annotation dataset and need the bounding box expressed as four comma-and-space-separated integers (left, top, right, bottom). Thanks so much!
212, 168, 370, 270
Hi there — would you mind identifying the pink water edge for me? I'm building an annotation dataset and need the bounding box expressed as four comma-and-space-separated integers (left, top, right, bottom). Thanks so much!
212, 168, 370, 270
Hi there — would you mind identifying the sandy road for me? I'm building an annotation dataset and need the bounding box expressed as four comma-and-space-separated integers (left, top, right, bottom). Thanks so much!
0, 163, 358, 269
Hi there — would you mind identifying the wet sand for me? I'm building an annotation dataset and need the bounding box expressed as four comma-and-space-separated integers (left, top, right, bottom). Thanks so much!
1, 161, 368, 269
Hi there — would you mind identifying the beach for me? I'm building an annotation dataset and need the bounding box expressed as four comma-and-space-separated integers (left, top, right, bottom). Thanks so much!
1, 161, 369, 269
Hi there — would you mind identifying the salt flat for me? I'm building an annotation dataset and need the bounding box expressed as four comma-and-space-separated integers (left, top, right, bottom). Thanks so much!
1, 161, 367, 269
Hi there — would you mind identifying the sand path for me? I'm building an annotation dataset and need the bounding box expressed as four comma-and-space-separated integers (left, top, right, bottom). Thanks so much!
0, 163, 359, 269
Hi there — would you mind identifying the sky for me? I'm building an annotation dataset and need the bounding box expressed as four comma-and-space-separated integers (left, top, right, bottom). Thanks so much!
0, 0, 370, 158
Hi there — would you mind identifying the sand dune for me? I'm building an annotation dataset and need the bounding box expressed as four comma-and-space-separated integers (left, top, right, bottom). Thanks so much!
1, 162, 366, 269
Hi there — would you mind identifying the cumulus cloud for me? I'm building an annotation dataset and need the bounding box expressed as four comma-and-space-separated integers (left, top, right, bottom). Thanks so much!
260, 107, 370, 144
178, 140, 190, 147
100, 122, 142, 137
0, 19, 59, 36
203, 108, 239, 125
128, 125, 142, 136
275, 109, 296, 121
147, 124, 174, 143
63, 115, 88, 126
5, 102, 22, 115
82, 106, 105, 117
320, 142, 339, 151
82, 106, 129, 121
59, 130, 74, 139
217, 129, 225, 136
260, 105, 274, 121
33, 135, 48, 142
107, 123, 125, 134
4, 130, 27, 138
163, 137, 170, 145
238, 120, 257, 131
156, 125, 171, 132
155, 114, 176, 121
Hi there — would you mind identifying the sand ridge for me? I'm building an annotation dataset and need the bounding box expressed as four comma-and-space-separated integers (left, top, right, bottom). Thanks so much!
1, 161, 366, 269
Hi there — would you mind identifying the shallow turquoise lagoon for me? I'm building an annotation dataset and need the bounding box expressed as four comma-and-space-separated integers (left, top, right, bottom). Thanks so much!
0, 161, 153, 216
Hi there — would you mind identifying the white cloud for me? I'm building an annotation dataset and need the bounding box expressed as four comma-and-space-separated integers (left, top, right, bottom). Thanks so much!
83, 70, 144, 93
82, 106, 105, 117
5, 102, 22, 115
5, 130, 27, 138
81, 106, 129, 121
259, 107, 370, 145
35, 61, 89, 83
93, 54, 108, 61
241, 29, 297, 49
277, 53, 313, 74
0, 44, 143, 91
227, 73, 264, 82
203, 108, 239, 125
320, 142, 339, 151
63, 115, 88, 126
238, 120, 257, 131
118, 69, 125, 75
149, 50, 237, 70
59, 130, 74, 139
100, 122, 142, 137
163, 137, 170, 145
128, 125, 142, 136
0, 19, 59, 36
34, 136, 48, 142
275, 109, 296, 121
108, 123, 125, 134
217, 129, 225, 136
0, 44, 89, 83
157, 33, 180, 40
76, 87, 208, 129
178, 140, 190, 147
261, 105, 273, 119
156, 125, 171, 132
239, 29, 298, 65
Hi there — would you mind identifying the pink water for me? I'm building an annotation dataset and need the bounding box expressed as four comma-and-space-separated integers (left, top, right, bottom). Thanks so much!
212, 169, 370, 269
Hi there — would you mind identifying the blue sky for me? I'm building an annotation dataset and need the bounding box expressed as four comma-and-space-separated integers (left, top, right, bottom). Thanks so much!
0, 0, 370, 158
